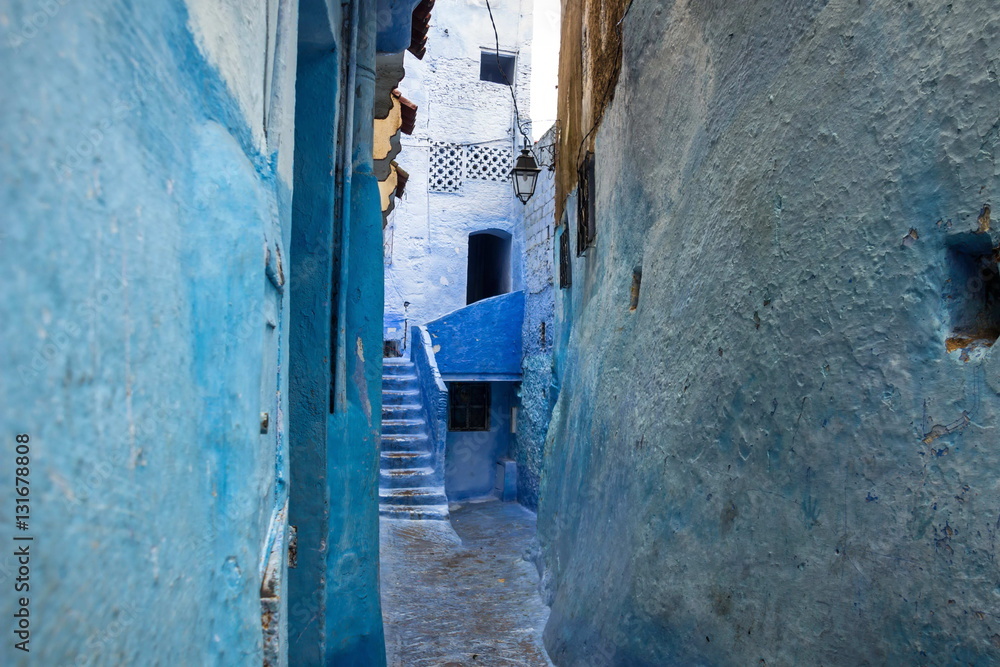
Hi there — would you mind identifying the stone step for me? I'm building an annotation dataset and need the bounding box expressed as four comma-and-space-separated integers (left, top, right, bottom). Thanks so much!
379, 466, 436, 488
378, 503, 449, 520
381, 433, 432, 452
382, 389, 421, 406
382, 374, 418, 386
379, 487, 448, 507
382, 360, 416, 376
382, 418, 427, 436
382, 403, 423, 420
380, 450, 433, 469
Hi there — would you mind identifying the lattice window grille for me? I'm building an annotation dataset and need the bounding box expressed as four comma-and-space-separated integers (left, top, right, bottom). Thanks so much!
466, 145, 512, 182
429, 142, 464, 193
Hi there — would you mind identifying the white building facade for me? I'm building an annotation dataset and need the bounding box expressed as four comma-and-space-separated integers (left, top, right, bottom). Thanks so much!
383, 0, 535, 343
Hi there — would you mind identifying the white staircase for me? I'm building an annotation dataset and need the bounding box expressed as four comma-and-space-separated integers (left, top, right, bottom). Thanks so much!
379, 358, 448, 520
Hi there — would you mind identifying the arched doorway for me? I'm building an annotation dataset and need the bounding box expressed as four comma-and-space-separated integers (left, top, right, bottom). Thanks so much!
466, 229, 512, 305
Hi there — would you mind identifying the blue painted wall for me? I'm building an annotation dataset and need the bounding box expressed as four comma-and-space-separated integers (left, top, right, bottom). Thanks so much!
0, 0, 412, 662
324, 0, 387, 654
289, 0, 388, 663
425, 291, 525, 378
1, 1, 295, 663
288, 2, 343, 662
539, 2, 1000, 665
445, 382, 516, 501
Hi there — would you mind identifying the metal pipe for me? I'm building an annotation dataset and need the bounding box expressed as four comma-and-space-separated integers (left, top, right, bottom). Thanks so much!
334, 0, 360, 413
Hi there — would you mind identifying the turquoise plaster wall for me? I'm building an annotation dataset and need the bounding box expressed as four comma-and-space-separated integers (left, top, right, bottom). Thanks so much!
289, 0, 388, 663
1, 1, 294, 663
539, 2, 1000, 665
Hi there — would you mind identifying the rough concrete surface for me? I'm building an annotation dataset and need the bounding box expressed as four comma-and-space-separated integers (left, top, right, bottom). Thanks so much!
513, 126, 558, 511
380, 501, 553, 666
541, 1, 1000, 665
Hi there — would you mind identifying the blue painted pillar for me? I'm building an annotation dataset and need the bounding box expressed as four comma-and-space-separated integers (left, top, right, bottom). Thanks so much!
288, 1, 342, 663
324, 0, 387, 661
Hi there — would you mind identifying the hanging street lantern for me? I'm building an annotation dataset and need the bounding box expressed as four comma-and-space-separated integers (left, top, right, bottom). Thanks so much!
510, 144, 541, 204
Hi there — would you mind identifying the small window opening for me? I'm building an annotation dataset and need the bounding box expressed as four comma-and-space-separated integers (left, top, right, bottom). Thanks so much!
449, 383, 491, 431
577, 151, 595, 255
630, 267, 642, 311
480, 51, 516, 84
558, 227, 572, 288
944, 233, 1000, 352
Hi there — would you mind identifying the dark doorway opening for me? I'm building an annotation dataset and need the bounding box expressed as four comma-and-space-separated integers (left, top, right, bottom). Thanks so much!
466, 230, 511, 305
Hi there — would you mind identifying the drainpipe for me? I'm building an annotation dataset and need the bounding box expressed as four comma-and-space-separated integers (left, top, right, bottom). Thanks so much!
334, 0, 360, 413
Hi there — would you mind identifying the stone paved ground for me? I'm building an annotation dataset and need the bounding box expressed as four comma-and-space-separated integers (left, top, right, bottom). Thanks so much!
380, 500, 554, 666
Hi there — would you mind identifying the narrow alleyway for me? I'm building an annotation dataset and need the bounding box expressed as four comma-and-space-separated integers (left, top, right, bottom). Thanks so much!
380, 501, 553, 666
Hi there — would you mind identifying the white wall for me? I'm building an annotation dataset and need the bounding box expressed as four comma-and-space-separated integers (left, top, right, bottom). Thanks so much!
384, 0, 533, 337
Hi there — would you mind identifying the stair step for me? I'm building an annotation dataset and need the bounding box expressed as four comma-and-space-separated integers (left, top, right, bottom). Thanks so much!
382, 418, 427, 437
379, 487, 447, 506
381, 466, 434, 476
383, 431, 427, 438
383, 418, 425, 427
383, 389, 421, 406
382, 361, 416, 376
381, 433, 430, 449
382, 374, 418, 383
380, 467, 436, 488
379, 503, 449, 520
382, 377, 418, 389
381, 451, 432, 469
382, 404, 423, 420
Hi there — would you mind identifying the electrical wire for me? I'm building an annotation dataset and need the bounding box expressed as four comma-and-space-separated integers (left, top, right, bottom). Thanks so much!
484, 0, 533, 149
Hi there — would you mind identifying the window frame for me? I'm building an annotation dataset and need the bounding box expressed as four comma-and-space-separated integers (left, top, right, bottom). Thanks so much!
479, 50, 517, 85
558, 225, 572, 288
577, 151, 596, 255
448, 382, 492, 432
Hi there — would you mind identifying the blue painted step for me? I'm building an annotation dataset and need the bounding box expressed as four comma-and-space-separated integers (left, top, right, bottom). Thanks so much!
381, 450, 433, 469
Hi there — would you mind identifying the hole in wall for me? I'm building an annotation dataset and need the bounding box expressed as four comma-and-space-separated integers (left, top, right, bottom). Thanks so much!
629, 267, 642, 311
944, 232, 1000, 352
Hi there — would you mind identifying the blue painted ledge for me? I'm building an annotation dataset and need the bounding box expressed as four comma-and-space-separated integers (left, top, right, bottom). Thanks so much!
411, 325, 449, 488
424, 291, 525, 380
